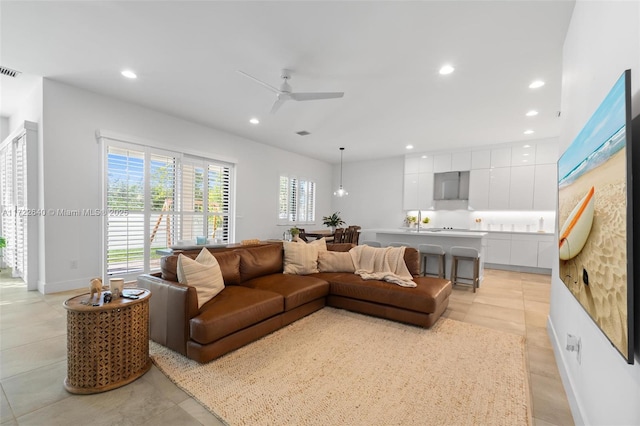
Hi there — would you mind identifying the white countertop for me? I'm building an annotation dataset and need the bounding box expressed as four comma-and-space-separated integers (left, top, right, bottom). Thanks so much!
367, 228, 554, 237
369, 228, 487, 238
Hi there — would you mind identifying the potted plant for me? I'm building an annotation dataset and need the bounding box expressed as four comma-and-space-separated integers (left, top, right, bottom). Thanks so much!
322, 212, 345, 232
421, 216, 430, 227
405, 215, 418, 228
0, 236, 5, 271
289, 227, 300, 241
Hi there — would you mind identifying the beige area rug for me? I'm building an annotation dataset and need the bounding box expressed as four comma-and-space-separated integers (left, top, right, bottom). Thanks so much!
150, 308, 529, 426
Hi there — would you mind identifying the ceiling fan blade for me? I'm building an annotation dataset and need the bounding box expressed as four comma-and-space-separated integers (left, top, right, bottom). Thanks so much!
270, 98, 286, 114
290, 92, 344, 101
237, 70, 282, 94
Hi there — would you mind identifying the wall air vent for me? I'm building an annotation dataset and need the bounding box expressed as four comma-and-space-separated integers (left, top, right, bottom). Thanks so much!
296, 131, 311, 136
0, 66, 22, 78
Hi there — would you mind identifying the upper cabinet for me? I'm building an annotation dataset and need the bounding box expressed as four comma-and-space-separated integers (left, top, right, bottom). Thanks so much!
404, 155, 434, 210
490, 147, 511, 168
433, 153, 452, 173
471, 150, 491, 169
404, 139, 558, 211
451, 151, 471, 171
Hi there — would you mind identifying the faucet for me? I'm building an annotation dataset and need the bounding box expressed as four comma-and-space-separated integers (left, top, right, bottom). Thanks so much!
416, 211, 421, 232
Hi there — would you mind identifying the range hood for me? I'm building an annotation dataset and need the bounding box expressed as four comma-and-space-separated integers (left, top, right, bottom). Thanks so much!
433, 171, 470, 200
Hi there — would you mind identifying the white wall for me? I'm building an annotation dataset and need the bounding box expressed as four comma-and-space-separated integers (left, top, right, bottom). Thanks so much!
549, 1, 640, 425
330, 156, 405, 241
35, 79, 332, 293
0, 117, 10, 141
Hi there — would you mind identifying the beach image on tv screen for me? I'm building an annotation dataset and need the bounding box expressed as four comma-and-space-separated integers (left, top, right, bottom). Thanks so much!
557, 72, 628, 358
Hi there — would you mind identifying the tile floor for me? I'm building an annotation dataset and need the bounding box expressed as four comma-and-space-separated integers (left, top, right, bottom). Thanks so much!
0, 268, 573, 425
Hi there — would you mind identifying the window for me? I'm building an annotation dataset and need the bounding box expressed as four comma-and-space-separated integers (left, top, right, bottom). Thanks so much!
102, 136, 234, 279
278, 175, 315, 224
0, 133, 27, 278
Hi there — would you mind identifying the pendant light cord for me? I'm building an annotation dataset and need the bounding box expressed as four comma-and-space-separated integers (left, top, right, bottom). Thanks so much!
339, 147, 344, 187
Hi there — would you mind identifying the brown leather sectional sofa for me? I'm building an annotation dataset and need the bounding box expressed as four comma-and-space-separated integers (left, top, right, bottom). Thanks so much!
137, 242, 452, 363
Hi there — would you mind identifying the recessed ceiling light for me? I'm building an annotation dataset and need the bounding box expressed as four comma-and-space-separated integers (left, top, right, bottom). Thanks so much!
523, 144, 531, 148
249, 118, 260, 125
524, 130, 534, 135
439, 65, 455, 75
121, 70, 137, 79
406, 144, 414, 150
421, 155, 428, 159
526, 110, 539, 117
529, 80, 544, 89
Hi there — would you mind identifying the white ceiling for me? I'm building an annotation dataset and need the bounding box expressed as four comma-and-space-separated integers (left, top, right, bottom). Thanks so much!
0, 1, 574, 164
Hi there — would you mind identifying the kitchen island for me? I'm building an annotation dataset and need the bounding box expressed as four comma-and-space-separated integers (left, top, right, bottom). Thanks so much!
365, 228, 487, 283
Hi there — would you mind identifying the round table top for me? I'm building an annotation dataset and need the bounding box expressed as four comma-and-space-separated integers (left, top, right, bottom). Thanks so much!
64, 289, 150, 312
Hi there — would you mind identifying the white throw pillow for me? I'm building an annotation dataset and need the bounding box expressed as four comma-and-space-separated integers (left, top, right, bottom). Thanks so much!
177, 248, 225, 308
283, 240, 320, 274
318, 251, 355, 273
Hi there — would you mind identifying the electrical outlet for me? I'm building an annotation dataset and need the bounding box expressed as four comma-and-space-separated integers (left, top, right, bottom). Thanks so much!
566, 333, 582, 364
70, 260, 78, 269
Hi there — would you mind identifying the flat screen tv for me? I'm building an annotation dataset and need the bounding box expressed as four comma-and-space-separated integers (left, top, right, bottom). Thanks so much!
557, 69, 634, 364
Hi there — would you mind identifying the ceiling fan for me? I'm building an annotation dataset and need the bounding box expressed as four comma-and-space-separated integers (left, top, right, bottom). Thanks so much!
238, 69, 344, 114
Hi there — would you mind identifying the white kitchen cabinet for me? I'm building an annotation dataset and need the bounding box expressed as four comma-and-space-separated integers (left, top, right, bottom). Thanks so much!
511, 144, 536, 166
491, 147, 511, 168
468, 169, 490, 210
418, 172, 434, 209
451, 151, 471, 171
471, 150, 491, 169
405, 156, 420, 174
488, 167, 510, 210
433, 153, 452, 173
537, 238, 555, 268
533, 164, 557, 210
535, 141, 558, 164
403, 173, 419, 210
509, 235, 539, 267
485, 234, 511, 265
509, 165, 535, 210
418, 155, 434, 173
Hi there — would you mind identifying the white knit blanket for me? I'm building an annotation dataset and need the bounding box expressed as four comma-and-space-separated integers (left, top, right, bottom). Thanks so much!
349, 245, 416, 288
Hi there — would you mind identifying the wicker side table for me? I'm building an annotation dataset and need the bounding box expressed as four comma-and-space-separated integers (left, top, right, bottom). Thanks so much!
63, 289, 152, 394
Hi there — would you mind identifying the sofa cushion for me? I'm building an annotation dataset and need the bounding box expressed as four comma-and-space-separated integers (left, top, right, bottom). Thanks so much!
176, 249, 225, 309
241, 274, 329, 311
162, 250, 241, 285
315, 272, 451, 314
238, 244, 283, 282
318, 251, 355, 273
189, 286, 283, 344
283, 240, 320, 274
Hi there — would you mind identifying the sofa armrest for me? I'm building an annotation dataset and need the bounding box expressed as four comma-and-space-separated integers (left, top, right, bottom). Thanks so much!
137, 273, 199, 356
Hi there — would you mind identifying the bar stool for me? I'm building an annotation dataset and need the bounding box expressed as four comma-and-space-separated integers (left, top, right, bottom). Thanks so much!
361, 240, 382, 247
450, 246, 480, 292
418, 244, 445, 278
388, 242, 408, 247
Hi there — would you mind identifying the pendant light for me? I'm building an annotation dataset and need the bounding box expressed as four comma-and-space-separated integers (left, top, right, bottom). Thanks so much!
334, 147, 348, 197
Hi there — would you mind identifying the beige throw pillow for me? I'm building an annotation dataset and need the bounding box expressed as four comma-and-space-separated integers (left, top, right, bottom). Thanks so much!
308, 237, 328, 252
177, 248, 225, 308
318, 251, 356, 273
283, 240, 320, 274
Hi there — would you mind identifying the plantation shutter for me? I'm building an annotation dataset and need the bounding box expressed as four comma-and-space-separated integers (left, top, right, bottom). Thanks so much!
106, 146, 145, 276
13, 135, 27, 277
207, 162, 231, 242
148, 153, 178, 270
0, 139, 16, 273
278, 175, 316, 224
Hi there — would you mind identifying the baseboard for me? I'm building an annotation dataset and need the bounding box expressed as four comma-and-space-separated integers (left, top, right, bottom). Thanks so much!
38, 277, 90, 294
547, 316, 585, 425
484, 263, 551, 275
